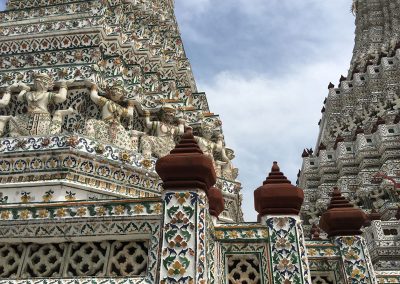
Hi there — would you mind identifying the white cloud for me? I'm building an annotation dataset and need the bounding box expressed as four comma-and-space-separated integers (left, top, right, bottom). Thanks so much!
199, 57, 351, 220
174, 0, 355, 221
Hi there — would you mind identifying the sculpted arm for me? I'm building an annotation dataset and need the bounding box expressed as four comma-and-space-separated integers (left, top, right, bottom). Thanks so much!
177, 118, 186, 135
215, 134, 224, 152
143, 110, 155, 129
53, 80, 73, 104
0, 86, 11, 108
89, 84, 102, 105
220, 147, 230, 162
16, 83, 30, 102
123, 101, 135, 118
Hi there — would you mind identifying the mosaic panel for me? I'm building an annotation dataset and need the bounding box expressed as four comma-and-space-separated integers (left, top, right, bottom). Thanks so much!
308, 259, 346, 284
160, 191, 208, 284
334, 236, 377, 284
376, 271, 400, 283
266, 216, 312, 284
0, 217, 161, 283
0, 199, 162, 221
220, 243, 269, 284
226, 253, 261, 284
0, 240, 148, 279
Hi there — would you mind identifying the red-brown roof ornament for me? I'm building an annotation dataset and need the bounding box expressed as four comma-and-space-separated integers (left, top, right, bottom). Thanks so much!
338, 75, 347, 88
301, 149, 309, 158
353, 126, 364, 141
394, 114, 400, 124
316, 142, 326, 156
355, 126, 364, 135
376, 116, 386, 126
328, 82, 335, 89
208, 186, 225, 218
254, 162, 304, 216
396, 206, 400, 220
310, 224, 322, 240
333, 135, 344, 150
365, 209, 381, 227
156, 128, 216, 192
319, 187, 367, 237
372, 116, 386, 133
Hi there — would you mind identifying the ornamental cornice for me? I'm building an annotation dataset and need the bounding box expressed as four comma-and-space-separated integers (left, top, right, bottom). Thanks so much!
0, 198, 163, 221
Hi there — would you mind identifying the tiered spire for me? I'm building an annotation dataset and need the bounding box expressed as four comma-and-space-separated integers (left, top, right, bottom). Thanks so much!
350, 0, 400, 76
254, 162, 304, 216
156, 129, 216, 192
319, 188, 367, 237
156, 129, 225, 217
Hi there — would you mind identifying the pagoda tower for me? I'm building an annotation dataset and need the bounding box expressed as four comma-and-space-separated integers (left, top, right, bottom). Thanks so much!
1, 0, 398, 283
0, 0, 242, 220
299, 0, 400, 273
0, 0, 243, 282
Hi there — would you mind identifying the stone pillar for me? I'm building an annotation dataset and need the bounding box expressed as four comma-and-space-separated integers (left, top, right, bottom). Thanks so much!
207, 186, 224, 283
156, 129, 220, 284
319, 188, 377, 284
254, 162, 312, 284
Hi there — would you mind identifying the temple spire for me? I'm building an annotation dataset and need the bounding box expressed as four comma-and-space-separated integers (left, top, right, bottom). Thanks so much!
349, 0, 400, 76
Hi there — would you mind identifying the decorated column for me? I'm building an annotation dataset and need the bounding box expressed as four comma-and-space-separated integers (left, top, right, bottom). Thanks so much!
156, 129, 218, 284
319, 188, 377, 284
254, 162, 312, 284
207, 186, 225, 282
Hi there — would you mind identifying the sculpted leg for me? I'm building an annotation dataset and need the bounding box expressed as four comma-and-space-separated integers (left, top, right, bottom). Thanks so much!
0, 116, 11, 137
50, 108, 75, 134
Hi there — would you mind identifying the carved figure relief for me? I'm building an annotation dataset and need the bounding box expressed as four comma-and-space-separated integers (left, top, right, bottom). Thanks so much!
3, 73, 74, 137
85, 81, 139, 151
0, 87, 11, 136
195, 122, 238, 180
138, 105, 185, 159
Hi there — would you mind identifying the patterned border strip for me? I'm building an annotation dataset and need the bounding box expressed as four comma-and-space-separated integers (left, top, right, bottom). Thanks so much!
0, 135, 157, 172
376, 271, 400, 284
306, 240, 341, 258
0, 198, 162, 220
0, 135, 239, 195
0, 279, 151, 284
214, 224, 268, 241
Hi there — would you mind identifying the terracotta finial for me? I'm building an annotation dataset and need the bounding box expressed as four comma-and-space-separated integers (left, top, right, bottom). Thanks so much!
254, 162, 304, 216
301, 149, 309, 158
319, 188, 367, 237
208, 186, 225, 218
355, 126, 364, 135
395, 206, 400, 220
394, 114, 400, 124
317, 143, 326, 157
310, 224, 321, 240
353, 126, 365, 141
333, 135, 344, 150
365, 209, 381, 227
369, 209, 381, 221
156, 129, 216, 192
376, 116, 386, 126
328, 82, 335, 89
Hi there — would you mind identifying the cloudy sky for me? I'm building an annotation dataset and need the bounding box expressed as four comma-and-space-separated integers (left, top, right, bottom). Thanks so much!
0, 0, 355, 220
174, 0, 355, 220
